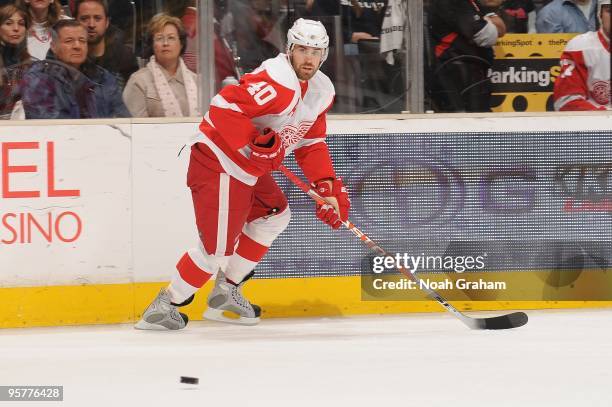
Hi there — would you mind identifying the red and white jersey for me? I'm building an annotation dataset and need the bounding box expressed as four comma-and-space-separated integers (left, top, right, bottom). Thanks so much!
554, 30, 610, 111
193, 53, 336, 186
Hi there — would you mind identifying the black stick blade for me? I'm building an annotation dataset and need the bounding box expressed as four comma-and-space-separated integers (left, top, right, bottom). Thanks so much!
472, 312, 529, 330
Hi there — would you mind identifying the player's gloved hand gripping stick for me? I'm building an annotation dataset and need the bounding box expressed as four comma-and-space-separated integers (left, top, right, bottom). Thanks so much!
313, 178, 350, 229
278, 164, 528, 330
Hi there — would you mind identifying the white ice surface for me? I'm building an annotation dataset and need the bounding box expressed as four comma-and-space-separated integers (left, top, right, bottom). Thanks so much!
0, 309, 610, 407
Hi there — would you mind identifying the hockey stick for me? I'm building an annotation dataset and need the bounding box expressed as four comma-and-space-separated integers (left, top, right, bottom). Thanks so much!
278, 164, 528, 330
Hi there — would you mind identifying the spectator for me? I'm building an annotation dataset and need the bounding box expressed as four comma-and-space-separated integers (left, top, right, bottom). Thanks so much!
0, 5, 29, 74
213, 0, 239, 89
536, 0, 598, 33
70, 0, 137, 47
74, 0, 138, 89
428, 0, 506, 112
165, 0, 197, 70
342, 0, 386, 45
553, 0, 610, 110
15, 0, 64, 60
165, 1, 237, 90
349, 0, 407, 111
0, 4, 31, 118
498, 0, 536, 33
21, 19, 130, 119
304, 0, 340, 17
230, 0, 279, 72
123, 14, 199, 117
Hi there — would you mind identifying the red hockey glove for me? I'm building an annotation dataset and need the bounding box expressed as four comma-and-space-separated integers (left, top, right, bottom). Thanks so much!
314, 178, 350, 229
249, 129, 285, 172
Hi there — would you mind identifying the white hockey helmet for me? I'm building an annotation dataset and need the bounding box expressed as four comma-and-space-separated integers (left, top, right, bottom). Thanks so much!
286, 18, 329, 65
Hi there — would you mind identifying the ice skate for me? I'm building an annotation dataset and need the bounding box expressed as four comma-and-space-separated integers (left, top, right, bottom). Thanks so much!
135, 288, 188, 330
203, 270, 261, 326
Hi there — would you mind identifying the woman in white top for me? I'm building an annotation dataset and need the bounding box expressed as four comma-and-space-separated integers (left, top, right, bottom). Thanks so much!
123, 13, 199, 118
15, 0, 63, 60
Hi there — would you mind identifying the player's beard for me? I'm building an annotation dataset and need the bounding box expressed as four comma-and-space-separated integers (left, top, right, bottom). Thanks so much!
295, 63, 317, 81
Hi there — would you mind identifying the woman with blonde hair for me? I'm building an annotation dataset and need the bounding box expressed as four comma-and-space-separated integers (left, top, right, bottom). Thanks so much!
15, 0, 64, 60
123, 13, 199, 117
0, 4, 31, 118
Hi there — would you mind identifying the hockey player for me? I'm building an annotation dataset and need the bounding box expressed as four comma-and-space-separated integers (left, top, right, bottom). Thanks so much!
428, 0, 507, 112
553, 0, 611, 111
135, 19, 350, 330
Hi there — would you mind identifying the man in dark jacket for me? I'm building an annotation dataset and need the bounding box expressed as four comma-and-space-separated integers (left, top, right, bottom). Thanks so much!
74, 0, 138, 89
428, 0, 507, 112
21, 19, 130, 119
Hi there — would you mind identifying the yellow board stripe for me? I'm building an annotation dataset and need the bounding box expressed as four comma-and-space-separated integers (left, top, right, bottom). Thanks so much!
1, 276, 612, 328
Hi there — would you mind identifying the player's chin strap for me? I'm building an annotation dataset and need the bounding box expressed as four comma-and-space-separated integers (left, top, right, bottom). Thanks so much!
277, 164, 528, 331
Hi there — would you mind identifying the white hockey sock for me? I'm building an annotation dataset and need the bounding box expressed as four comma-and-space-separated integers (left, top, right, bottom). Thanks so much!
225, 207, 291, 283
225, 254, 258, 284
167, 248, 217, 303
168, 277, 199, 304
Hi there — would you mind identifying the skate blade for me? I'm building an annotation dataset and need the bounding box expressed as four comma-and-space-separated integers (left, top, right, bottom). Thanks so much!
134, 318, 173, 331
203, 308, 260, 326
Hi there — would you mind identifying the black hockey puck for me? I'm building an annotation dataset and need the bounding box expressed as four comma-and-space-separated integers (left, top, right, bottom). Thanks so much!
180, 376, 199, 385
